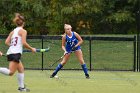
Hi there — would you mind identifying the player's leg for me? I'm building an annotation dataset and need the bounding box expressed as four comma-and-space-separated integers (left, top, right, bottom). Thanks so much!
50, 53, 71, 78
17, 62, 30, 92
75, 50, 90, 78
0, 61, 18, 76
0, 53, 20, 76
9, 62, 18, 76
0, 67, 10, 75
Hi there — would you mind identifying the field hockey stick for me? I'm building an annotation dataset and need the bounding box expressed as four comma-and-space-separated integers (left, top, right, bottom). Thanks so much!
49, 50, 75, 68
23, 47, 50, 52
49, 53, 67, 68
1, 47, 50, 57
48, 45, 78, 68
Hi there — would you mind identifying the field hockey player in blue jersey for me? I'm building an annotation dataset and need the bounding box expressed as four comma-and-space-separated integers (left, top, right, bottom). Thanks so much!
50, 24, 90, 79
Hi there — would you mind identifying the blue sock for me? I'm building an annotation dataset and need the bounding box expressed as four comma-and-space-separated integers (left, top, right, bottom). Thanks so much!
53, 64, 63, 74
81, 64, 88, 75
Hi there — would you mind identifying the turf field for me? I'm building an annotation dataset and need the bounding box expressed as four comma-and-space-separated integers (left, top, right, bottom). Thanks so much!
0, 70, 140, 93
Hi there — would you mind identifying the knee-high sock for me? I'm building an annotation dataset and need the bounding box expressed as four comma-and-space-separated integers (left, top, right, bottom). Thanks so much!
0, 67, 10, 75
81, 64, 88, 75
53, 64, 63, 74
17, 73, 24, 88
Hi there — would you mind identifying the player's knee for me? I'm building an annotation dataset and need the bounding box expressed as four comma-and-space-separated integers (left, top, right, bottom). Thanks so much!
18, 69, 24, 73
61, 62, 66, 65
9, 72, 15, 76
79, 59, 83, 62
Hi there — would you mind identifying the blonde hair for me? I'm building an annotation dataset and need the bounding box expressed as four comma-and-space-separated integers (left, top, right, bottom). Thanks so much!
64, 24, 72, 29
13, 13, 25, 26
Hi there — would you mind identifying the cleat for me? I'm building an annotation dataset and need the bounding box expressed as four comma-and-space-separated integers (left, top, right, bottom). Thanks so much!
18, 87, 30, 92
50, 73, 56, 78
85, 74, 90, 79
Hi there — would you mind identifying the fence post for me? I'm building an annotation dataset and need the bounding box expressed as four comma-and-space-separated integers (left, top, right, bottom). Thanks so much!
89, 36, 92, 71
139, 36, 140, 72
135, 0, 140, 72
41, 35, 44, 71
138, 5, 140, 72
137, 34, 140, 72
134, 36, 136, 72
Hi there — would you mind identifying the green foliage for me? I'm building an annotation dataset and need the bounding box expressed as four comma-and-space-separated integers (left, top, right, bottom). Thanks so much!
0, 0, 138, 35
106, 11, 134, 23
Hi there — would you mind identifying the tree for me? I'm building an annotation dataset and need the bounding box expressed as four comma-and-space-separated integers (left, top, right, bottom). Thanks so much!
0, 0, 138, 35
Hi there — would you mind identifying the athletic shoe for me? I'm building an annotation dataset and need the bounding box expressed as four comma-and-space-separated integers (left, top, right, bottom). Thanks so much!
18, 87, 30, 92
50, 73, 56, 78
85, 74, 90, 79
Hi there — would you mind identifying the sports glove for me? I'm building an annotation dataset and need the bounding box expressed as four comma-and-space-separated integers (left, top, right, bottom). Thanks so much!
72, 46, 77, 51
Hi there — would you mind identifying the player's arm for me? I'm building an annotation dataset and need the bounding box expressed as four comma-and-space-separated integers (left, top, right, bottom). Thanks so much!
0, 40, 3, 56
62, 34, 67, 52
0, 51, 3, 56
74, 32, 83, 47
19, 29, 36, 52
5, 31, 14, 46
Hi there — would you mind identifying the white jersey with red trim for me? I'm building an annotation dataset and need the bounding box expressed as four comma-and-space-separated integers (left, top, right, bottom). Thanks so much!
7, 27, 23, 55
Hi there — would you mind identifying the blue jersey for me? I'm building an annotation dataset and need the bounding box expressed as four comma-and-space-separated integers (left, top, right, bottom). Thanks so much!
65, 32, 81, 53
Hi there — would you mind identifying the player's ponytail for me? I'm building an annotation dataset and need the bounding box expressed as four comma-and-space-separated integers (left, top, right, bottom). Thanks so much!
13, 13, 25, 26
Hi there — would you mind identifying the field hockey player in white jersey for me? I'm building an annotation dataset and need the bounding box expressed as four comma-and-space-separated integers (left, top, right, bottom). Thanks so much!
0, 13, 36, 92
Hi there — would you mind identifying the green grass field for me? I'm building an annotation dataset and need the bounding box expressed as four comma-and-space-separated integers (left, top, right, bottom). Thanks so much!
0, 70, 140, 93
0, 35, 137, 92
